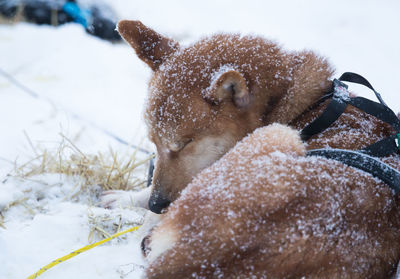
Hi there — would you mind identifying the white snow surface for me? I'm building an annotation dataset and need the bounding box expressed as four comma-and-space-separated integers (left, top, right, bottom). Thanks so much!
1, 1, 400, 278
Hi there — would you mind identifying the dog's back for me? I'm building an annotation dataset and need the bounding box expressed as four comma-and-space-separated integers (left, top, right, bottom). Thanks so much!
146, 124, 400, 279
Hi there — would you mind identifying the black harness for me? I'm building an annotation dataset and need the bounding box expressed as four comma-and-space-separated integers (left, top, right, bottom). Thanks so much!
146, 72, 400, 193
302, 72, 400, 193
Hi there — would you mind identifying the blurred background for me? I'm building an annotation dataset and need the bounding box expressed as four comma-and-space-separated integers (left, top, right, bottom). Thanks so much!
1, 1, 400, 278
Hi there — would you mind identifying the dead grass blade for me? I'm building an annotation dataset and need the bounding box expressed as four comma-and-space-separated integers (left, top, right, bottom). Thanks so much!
10, 133, 151, 192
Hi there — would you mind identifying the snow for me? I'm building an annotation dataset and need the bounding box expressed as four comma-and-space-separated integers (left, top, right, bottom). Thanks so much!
1, 1, 400, 278
207, 64, 239, 93
0, 174, 146, 278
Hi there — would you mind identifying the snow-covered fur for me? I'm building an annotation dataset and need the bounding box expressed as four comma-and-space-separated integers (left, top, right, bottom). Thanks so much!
147, 124, 400, 278
118, 20, 334, 212
117, 20, 400, 278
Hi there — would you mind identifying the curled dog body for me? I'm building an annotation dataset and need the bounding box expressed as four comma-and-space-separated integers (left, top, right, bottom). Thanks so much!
146, 124, 400, 278
112, 20, 400, 278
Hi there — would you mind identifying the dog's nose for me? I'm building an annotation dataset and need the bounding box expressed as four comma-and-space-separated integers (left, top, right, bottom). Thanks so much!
148, 194, 171, 214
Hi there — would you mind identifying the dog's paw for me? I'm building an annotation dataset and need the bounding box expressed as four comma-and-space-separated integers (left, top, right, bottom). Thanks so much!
141, 233, 152, 258
99, 187, 151, 209
99, 190, 130, 209
146, 222, 178, 262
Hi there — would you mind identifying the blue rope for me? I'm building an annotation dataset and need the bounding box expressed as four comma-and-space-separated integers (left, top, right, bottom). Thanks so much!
62, 2, 91, 28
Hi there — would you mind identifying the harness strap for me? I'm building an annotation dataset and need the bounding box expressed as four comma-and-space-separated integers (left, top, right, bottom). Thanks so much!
300, 80, 348, 141
347, 97, 400, 131
302, 72, 400, 191
339, 72, 387, 106
301, 73, 400, 158
362, 134, 399, 157
346, 96, 400, 157
307, 148, 400, 194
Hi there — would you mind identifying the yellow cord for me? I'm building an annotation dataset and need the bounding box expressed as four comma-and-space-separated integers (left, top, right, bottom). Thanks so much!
26, 225, 141, 279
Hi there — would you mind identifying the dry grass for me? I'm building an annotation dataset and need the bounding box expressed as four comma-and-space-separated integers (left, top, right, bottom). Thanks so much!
11, 132, 153, 192
86, 208, 145, 244
1, 132, 151, 233
0, 212, 5, 229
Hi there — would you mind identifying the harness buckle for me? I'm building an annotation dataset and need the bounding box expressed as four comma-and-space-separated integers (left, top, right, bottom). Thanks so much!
332, 79, 350, 103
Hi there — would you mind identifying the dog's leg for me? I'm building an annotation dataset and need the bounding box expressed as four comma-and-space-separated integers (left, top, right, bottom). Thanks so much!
144, 218, 178, 263
138, 211, 165, 258
99, 187, 151, 209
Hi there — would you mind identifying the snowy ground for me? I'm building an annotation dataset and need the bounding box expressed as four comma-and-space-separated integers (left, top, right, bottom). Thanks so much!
1, 1, 400, 278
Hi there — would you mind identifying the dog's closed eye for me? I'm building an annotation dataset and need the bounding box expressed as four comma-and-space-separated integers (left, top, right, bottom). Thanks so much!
168, 138, 193, 152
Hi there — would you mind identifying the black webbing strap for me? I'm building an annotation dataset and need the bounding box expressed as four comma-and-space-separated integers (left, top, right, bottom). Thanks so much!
303, 72, 400, 192
300, 99, 345, 142
307, 148, 400, 194
301, 72, 400, 156
347, 97, 400, 131
362, 134, 398, 157
347, 96, 400, 157
300, 79, 348, 141
339, 72, 387, 106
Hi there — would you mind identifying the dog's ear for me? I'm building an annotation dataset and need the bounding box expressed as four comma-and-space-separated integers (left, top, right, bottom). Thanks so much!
205, 70, 249, 108
117, 20, 179, 71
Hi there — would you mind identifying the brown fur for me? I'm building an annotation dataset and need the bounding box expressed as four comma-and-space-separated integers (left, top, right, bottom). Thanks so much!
148, 125, 400, 279
117, 20, 400, 278
119, 20, 334, 207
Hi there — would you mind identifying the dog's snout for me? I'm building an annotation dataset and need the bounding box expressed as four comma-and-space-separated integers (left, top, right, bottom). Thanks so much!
149, 194, 171, 214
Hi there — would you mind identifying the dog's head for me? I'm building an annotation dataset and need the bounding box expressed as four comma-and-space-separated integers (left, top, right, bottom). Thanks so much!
118, 20, 333, 213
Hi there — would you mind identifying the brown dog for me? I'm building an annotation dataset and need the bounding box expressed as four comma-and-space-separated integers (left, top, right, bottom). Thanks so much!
116, 20, 400, 278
